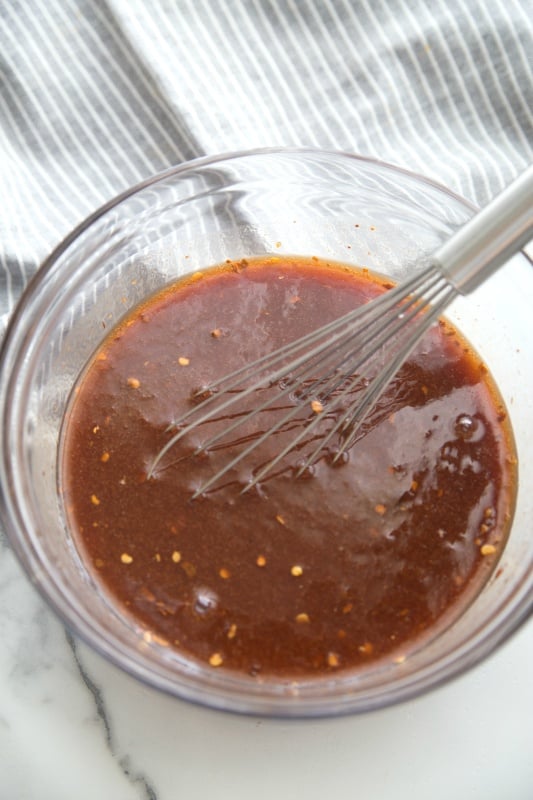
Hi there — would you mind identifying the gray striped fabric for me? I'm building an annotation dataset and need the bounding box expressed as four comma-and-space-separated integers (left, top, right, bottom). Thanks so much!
1, 0, 531, 331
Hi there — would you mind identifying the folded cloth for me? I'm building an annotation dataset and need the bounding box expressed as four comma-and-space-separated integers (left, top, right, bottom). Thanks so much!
0, 0, 532, 330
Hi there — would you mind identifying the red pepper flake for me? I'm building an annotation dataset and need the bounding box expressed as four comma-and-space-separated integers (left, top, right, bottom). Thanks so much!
275, 514, 286, 525
256, 555, 267, 567
219, 567, 231, 579
101, 452, 110, 463
142, 631, 169, 646
327, 652, 340, 668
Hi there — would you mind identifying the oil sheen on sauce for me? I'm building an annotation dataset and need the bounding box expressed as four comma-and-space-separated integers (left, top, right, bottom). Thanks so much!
60, 256, 517, 678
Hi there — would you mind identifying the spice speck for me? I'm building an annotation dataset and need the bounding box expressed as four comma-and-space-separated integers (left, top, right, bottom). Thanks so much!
327, 652, 340, 668
209, 652, 223, 667
480, 543, 497, 556
151, 634, 169, 647
127, 377, 140, 389
295, 612, 310, 624
171, 551, 181, 563
91, 494, 101, 506
256, 555, 267, 567
120, 553, 133, 564
178, 356, 190, 366
291, 565, 303, 577
219, 567, 231, 579
311, 399, 324, 414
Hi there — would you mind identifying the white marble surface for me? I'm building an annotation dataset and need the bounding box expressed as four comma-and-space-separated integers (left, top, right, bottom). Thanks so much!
1, 529, 531, 800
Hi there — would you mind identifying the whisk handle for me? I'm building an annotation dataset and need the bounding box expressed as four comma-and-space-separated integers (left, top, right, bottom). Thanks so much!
433, 165, 533, 294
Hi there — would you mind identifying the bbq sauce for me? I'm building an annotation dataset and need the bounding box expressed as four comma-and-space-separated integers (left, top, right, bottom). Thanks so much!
60, 256, 517, 677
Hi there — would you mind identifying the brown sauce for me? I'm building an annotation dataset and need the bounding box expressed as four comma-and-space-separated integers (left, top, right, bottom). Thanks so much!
60, 256, 517, 677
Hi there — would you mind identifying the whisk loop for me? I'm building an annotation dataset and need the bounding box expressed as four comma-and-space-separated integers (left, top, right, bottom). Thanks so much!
148, 165, 533, 496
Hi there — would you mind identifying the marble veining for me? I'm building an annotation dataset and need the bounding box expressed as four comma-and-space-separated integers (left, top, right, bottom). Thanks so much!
65, 631, 159, 800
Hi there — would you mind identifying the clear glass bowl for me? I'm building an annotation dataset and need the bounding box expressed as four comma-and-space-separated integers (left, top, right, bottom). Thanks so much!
0, 149, 531, 716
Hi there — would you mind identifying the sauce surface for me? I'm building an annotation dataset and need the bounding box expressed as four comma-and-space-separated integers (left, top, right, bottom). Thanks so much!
60, 256, 516, 677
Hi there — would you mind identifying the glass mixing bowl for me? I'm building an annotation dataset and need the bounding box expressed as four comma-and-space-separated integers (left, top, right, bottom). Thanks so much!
0, 149, 531, 716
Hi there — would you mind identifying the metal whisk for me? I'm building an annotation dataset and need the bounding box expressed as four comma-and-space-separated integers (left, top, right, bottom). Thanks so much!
150, 166, 533, 496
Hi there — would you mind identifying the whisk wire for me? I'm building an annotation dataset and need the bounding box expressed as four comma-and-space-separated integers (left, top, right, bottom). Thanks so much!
329, 282, 457, 458
148, 266, 437, 478
252, 270, 456, 486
